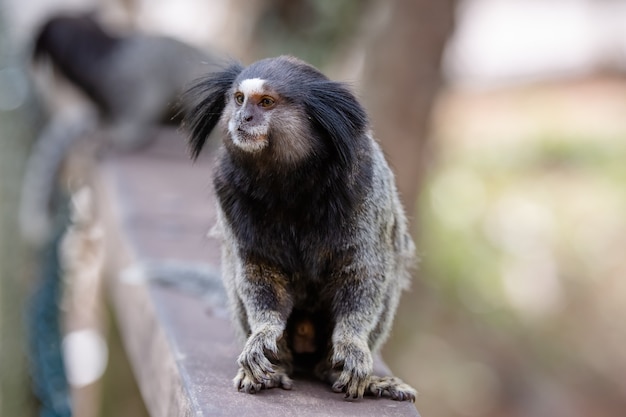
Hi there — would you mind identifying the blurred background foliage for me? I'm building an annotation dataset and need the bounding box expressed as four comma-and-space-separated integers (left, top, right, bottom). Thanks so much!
0, 3, 43, 417
246, 0, 370, 66
2, 0, 626, 416
399, 78, 626, 416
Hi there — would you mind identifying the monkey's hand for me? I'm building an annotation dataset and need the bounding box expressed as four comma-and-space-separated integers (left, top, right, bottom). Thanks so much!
234, 323, 293, 393
233, 318, 293, 394
236, 325, 280, 388
331, 338, 373, 399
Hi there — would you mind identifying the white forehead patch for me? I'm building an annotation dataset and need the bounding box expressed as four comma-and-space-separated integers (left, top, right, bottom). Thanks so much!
239, 78, 266, 96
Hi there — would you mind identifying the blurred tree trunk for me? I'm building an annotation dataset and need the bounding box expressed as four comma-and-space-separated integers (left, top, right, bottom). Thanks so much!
0, 4, 39, 417
361, 0, 456, 223
358, 0, 456, 394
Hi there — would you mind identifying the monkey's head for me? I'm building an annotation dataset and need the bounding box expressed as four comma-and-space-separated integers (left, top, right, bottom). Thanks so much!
184, 56, 368, 168
34, 14, 117, 59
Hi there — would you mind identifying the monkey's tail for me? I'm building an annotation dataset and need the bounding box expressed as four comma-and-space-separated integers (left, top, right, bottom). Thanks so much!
19, 107, 98, 247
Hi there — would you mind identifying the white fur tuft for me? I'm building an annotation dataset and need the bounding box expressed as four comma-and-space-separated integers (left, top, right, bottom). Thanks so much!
239, 78, 266, 97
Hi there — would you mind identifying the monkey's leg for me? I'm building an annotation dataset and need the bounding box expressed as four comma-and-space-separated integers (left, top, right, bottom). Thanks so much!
233, 263, 294, 393
367, 282, 402, 354
362, 286, 416, 401
328, 267, 385, 400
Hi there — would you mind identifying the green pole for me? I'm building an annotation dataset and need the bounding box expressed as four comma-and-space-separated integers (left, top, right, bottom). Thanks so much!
0, 3, 41, 416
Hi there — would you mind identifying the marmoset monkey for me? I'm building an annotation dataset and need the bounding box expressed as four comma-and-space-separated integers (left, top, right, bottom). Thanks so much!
185, 56, 417, 401
33, 13, 219, 150
20, 14, 221, 246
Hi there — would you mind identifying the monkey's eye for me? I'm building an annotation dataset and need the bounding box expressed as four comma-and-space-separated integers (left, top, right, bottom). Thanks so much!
234, 92, 244, 105
259, 96, 275, 108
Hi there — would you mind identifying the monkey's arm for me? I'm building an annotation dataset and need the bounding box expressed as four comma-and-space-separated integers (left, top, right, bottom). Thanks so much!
233, 260, 295, 392
328, 259, 386, 399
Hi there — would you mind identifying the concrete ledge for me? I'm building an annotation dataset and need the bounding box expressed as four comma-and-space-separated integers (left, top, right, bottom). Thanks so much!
89, 131, 420, 417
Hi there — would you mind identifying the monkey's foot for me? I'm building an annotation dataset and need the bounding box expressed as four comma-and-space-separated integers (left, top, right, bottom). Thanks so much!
233, 365, 293, 393
367, 376, 416, 402
330, 340, 373, 400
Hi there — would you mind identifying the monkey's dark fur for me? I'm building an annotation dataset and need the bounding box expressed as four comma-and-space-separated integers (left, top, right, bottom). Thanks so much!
185, 56, 416, 401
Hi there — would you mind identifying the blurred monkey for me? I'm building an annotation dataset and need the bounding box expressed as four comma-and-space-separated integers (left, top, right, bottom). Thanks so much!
20, 14, 223, 245
33, 13, 222, 149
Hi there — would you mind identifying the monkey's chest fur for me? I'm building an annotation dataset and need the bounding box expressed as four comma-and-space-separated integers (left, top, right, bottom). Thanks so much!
214, 152, 372, 367
215, 152, 370, 278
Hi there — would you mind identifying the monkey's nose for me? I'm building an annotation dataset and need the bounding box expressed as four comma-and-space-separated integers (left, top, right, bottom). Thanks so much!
243, 114, 254, 122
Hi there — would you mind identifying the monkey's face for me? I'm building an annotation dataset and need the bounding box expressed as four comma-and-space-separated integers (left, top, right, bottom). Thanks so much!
186, 56, 368, 166
225, 78, 272, 153
222, 77, 317, 165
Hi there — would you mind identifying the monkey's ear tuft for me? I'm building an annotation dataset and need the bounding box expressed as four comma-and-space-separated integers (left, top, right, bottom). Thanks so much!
183, 63, 243, 160
305, 81, 368, 167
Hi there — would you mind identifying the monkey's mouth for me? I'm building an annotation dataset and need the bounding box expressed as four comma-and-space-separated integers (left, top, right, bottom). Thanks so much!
237, 128, 267, 143
233, 128, 268, 151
